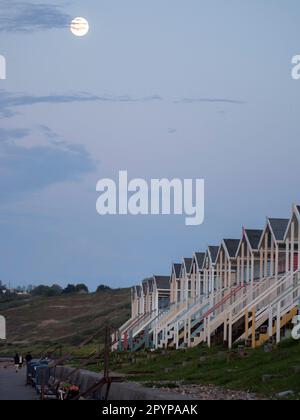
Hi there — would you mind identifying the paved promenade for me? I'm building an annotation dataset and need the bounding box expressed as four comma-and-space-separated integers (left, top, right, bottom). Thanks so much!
0, 362, 36, 400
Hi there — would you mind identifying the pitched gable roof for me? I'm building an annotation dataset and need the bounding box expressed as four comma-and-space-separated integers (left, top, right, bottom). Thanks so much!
183, 258, 192, 273
136, 285, 142, 297
142, 278, 151, 294
284, 204, 300, 241
189, 252, 205, 274
172, 263, 181, 278
223, 239, 240, 258
195, 252, 205, 270
153, 275, 170, 290
148, 277, 155, 292
268, 218, 289, 242
208, 246, 219, 264
245, 229, 263, 251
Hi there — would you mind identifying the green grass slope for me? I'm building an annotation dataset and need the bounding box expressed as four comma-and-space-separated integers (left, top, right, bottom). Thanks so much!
96, 339, 300, 399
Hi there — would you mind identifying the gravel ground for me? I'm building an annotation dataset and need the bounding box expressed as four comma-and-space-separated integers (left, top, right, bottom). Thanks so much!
155, 383, 260, 400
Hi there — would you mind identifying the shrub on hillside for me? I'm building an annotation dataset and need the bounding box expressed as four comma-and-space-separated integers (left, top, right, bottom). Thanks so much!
75, 284, 89, 294
62, 284, 89, 294
62, 284, 77, 294
31, 284, 63, 297
96, 284, 111, 293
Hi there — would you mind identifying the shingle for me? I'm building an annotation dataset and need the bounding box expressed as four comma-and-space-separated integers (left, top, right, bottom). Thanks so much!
224, 239, 240, 258
268, 218, 289, 241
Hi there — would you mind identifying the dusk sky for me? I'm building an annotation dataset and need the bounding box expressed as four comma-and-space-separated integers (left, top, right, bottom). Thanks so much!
1, 0, 300, 290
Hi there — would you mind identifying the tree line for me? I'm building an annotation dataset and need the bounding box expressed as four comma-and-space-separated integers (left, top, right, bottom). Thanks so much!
0, 280, 111, 298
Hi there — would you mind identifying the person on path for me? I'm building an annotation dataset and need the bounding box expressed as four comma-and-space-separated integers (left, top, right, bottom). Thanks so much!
14, 353, 19, 373
18, 355, 23, 369
25, 353, 32, 365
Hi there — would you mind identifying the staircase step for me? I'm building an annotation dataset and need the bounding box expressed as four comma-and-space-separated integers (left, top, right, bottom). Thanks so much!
245, 339, 252, 348
260, 326, 268, 334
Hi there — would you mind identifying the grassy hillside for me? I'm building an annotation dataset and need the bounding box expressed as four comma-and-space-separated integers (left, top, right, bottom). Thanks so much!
0, 288, 131, 356
3, 290, 299, 399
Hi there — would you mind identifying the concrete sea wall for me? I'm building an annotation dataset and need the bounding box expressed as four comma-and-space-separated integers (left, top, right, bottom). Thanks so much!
51, 366, 194, 400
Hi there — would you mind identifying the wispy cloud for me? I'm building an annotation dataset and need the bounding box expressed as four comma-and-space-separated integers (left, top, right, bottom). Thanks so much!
168, 128, 177, 134
0, 91, 245, 119
0, 127, 30, 142
0, 1, 71, 33
174, 98, 246, 105
0, 126, 96, 200
0, 90, 163, 118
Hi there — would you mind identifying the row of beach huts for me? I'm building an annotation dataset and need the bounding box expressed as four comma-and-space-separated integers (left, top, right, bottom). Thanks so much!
112, 204, 300, 352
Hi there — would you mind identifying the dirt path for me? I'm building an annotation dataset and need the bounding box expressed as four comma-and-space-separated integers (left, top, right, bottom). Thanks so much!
0, 363, 36, 400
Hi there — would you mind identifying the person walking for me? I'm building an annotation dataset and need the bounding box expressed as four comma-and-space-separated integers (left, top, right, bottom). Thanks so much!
18, 354, 23, 370
25, 352, 32, 365
14, 353, 19, 373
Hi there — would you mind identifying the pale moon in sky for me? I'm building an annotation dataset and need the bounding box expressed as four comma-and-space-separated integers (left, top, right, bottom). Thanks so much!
70, 17, 89, 37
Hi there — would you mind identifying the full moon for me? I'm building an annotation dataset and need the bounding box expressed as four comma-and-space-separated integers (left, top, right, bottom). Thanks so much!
70, 17, 89, 37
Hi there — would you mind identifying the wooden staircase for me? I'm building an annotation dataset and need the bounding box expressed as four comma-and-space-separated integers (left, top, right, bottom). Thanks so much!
253, 307, 297, 348
232, 270, 300, 349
